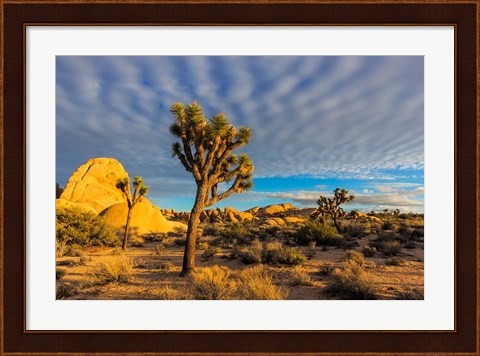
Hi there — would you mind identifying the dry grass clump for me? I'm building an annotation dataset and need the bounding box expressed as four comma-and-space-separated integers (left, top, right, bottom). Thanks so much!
56, 284, 77, 299
382, 240, 402, 256
154, 243, 166, 255
291, 266, 313, 286
188, 266, 234, 300
396, 287, 424, 300
318, 263, 335, 276
326, 260, 376, 299
98, 254, 134, 283
385, 257, 406, 266
239, 265, 288, 300
238, 239, 263, 264
345, 250, 365, 267
154, 285, 182, 300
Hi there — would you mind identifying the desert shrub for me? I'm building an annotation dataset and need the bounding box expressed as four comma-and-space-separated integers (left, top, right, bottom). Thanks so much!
381, 221, 394, 230
98, 254, 134, 283
326, 260, 376, 299
154, 243, 166, 255
134, 258, 147, 269
345, 250, 365, 267
188, 266, 234, 300
56, 268, 66, 280
362, 246, 377, 257
143, 232, 166, 242
56, 207, 119, 247
197, 242, 209, 250
155, 285, 181, 300
159, 261, 175, 272
239, 265, 287, 300
173, 238, 186, 247
130, 236, 145, 247
382, 240, 402, 256
79, 256, 90, 265
202, 224, 222, 236
56, 239, 70, 258
263, 241, 307, 266
378, 231, 400, 241
239, 239, 263, 264
295, 221, 342, 246
398, 224, 414, 239
385, 257, 405, 266
167, 226, 187, 238
220, 223, 251, 245
291, 266, 313, 286
410, 228, 424, 240
69, 248, 84, 257
397, 287, 424, 300
201, 246, 218, 262
56, 284, 76, 299
344, 222, 366, 237
404, 240, 417, 249
318, 263, 335, 276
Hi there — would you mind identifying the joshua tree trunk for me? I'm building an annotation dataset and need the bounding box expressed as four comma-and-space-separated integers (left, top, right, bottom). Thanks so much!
122, 207, 134, 251
181, 184, 208, 276
333, 217, 341, 234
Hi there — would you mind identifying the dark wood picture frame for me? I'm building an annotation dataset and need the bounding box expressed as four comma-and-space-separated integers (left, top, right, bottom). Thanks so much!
1, 1, 478, 354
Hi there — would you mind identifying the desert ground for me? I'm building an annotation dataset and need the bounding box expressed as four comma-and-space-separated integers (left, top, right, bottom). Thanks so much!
56, 208, 424, 301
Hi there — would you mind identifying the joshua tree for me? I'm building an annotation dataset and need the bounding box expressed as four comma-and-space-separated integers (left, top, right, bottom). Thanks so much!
169, 101, 254, 275
311, 188, 355, 233
116, 176, 149, 251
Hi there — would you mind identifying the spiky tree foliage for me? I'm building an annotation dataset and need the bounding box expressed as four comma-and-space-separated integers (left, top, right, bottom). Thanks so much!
116, 176, 149, 251
311, 188, 355, 233
169, 101, 254, 275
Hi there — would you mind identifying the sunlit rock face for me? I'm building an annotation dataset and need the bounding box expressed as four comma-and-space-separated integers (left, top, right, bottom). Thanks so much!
57, 157, 128, 214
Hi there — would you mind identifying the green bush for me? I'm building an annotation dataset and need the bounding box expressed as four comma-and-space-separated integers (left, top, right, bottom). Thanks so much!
202, 224, 222, 236
295, 221, 342, 246
56, 207, 118, 247
220, 223, 251, 244
263, 241, 307, 266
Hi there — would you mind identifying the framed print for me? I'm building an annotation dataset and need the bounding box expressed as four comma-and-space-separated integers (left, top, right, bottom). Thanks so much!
1, 1, 478, 355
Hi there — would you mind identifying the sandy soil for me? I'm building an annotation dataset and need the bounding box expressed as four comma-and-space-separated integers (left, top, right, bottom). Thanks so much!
57, 233, 423, 300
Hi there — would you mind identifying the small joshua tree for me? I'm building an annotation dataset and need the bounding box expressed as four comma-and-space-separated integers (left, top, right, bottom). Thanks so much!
170, 101, 254, 276
311, 188, 355, 233
116, 176, 149, 251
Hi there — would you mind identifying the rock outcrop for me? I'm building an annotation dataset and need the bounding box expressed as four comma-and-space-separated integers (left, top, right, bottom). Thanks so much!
57, 158, 128, 214
261, 203, 295, 215
57, 157, 187, 236
99, 197, 186, 237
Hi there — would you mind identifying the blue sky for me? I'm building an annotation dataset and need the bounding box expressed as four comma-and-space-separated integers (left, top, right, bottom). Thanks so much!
56, 56, 424, 213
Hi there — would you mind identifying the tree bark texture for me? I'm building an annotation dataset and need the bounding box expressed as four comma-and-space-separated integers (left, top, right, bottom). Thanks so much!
122, 207, 134, 251
181, 183, 208, 276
